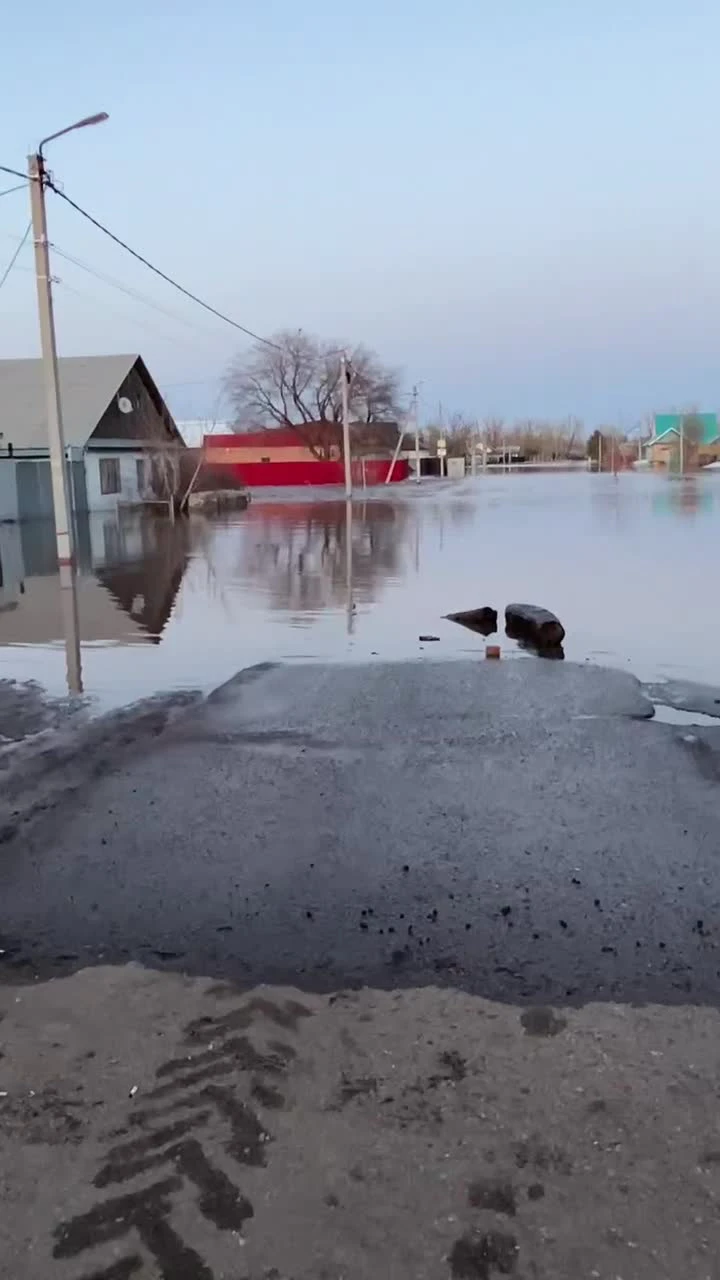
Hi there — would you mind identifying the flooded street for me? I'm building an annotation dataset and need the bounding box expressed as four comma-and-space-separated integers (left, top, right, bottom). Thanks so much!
0, 470, 718, 710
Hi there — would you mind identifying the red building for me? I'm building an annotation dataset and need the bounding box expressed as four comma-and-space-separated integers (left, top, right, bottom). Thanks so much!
203, 425, 409, 487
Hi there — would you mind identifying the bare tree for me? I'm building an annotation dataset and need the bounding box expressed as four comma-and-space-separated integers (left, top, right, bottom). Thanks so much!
482, 416, 506, 450
225, 330, 402, 458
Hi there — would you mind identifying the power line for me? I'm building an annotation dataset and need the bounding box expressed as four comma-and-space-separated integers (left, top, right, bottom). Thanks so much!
51, 244, 216, 334
0, 221, 32, 292
1, 223, 218, 338
54, 275, 192, 343
0, 163, 28, 183
0, 182, 27, 199
46, 179, 282, 350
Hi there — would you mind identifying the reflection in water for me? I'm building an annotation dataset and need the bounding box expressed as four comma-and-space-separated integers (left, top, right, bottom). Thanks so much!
60, 570, 83, 694
345, 499, 354, 635
235, 498, 415, 614
652, 478, 714, 518
0, 513, 189, 695
1, 473, 719, 708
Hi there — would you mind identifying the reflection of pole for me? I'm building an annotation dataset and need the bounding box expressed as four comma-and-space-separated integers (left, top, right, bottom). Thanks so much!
60, 568, 83, 694
345, 497, 353, 634
341, 353, 352, 498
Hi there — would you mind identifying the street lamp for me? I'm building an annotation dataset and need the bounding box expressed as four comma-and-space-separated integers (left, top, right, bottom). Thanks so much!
27, 111, 108, 576
39, 112, 109, 156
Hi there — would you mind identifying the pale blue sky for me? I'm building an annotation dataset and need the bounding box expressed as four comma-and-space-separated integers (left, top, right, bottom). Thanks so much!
1, 0, 719, 426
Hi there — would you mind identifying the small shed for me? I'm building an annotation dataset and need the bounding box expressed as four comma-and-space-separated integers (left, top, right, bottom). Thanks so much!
0, 354, 184, 521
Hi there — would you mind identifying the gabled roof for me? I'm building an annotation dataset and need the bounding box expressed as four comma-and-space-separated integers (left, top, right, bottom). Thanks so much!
649, 426, 720, 448
647, 427, 679, 445
651, 412, 719, 448
0, 354, 156, 450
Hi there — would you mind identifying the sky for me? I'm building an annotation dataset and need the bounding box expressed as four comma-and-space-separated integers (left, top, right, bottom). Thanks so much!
1, 0, 720, 428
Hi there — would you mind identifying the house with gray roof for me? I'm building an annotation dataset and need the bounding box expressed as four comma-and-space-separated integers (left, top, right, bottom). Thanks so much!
0, 354, 184, 521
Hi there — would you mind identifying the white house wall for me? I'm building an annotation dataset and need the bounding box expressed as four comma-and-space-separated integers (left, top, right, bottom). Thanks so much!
84, 451, 144, 513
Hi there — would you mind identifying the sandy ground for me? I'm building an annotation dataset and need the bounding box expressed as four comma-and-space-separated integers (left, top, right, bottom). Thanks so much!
1, 964, 720, 1280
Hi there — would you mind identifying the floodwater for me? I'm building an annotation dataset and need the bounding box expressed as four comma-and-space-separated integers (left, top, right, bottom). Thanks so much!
0, 471, 718, 711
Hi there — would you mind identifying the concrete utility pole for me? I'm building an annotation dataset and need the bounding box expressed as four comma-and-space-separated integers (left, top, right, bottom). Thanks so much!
28, 152, 73, 574
27, 112, 108, 578
340, 352, 352, 498
412, 384, 421, 483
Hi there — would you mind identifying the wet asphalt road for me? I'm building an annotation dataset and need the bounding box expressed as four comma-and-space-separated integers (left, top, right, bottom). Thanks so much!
2, 659, 720, 1006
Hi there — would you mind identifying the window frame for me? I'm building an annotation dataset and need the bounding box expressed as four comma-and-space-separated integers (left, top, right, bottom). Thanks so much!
99, 456, 121, 496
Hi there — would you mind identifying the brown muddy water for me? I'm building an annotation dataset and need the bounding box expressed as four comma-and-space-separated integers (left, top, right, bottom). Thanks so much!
0, 471, 718, 711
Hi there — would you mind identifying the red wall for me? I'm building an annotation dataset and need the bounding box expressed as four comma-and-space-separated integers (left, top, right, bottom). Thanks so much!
204, 454, 409, 487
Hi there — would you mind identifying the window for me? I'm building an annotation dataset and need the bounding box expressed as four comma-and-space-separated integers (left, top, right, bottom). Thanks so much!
99, 457, 121, 495
136, 457, 149, 492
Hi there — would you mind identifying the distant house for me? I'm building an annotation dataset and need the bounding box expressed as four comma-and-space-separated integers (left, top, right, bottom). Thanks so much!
0, 354, 184, 521
646, 412, 720, 469
205, 422, 408, 487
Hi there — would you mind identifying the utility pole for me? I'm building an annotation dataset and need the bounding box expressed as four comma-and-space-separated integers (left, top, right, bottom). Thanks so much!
26, 113, 108, 579
679, 416, 684, 477
28, 151, 73, 577
340, 352, 352, 498
412, 384, 421, 483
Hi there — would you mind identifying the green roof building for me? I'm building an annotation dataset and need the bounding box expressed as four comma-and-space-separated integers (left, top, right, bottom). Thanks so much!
652, 412, 720, 446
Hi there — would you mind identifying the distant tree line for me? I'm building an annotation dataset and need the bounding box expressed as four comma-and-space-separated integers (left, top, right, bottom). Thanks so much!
422, 414, 588, 461
224, 334, 712, 468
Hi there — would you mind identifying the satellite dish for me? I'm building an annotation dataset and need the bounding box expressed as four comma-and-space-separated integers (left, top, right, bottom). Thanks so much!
117, 396, 133, 414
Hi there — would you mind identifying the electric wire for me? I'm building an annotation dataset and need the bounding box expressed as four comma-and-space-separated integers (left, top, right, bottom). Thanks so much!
46, 179, 282, 349
0, 221, 32, 292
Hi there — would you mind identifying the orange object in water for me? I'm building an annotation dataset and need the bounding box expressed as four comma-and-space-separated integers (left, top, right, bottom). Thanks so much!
485, 644, 501, 660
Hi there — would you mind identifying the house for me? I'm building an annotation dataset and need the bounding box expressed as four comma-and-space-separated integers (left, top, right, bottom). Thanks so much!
0, 354, 184, 521
645, 413, 720, 469
204, 422, 409, 486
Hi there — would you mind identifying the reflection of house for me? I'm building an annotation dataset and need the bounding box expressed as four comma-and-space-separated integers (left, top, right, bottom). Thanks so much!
0, 513, 188, 646
0, 354, 184, 521
646, 413, 720, 469
205, 423, 409, 486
